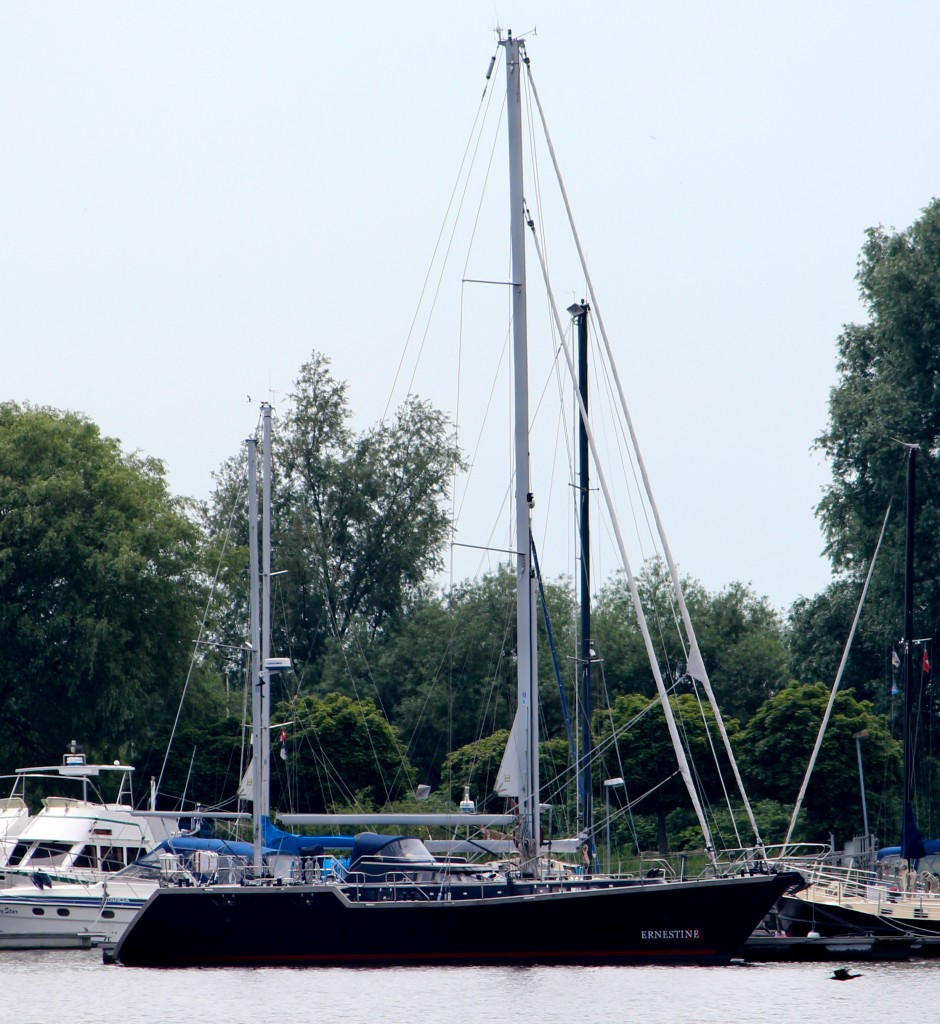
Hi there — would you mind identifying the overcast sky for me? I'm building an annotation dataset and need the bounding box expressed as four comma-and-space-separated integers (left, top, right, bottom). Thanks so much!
4, 2, 938, 611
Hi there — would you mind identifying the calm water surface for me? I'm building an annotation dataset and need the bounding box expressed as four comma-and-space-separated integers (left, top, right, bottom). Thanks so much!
3, 950, 938, 1024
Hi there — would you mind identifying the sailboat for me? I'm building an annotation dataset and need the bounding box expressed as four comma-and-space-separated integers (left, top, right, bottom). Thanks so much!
776, 444, 940, 937
108, 34, 801, 968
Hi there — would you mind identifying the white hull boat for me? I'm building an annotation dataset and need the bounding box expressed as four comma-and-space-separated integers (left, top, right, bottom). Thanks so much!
0, 747, 172, 887
0, 836, 264, 949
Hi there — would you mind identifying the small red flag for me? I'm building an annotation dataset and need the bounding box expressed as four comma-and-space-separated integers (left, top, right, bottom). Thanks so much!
924, 649, 931, 673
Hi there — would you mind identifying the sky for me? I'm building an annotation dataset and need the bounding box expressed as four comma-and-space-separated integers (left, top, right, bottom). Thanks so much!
3, 2, 939, 612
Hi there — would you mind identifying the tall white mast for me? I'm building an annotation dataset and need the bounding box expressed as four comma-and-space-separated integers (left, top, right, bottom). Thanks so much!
260, 404, 273, 831
502, 32, 539, 872
247, 435, 263, 869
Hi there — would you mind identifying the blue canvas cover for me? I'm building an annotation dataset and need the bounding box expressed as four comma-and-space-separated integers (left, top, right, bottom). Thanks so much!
877, 838, 940, 861
346, 833, 437, 866
262, 817, 356, 855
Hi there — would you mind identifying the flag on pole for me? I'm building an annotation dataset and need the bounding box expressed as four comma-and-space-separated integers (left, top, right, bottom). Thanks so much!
924, 649, 931, 673
892, 649, 901, 669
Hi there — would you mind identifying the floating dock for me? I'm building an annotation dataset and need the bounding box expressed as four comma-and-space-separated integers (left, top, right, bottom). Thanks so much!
743, 932, 940, 962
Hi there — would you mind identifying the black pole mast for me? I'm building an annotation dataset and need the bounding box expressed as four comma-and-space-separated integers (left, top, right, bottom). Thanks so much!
901, 443, 924, 863
574, 302, 594, 854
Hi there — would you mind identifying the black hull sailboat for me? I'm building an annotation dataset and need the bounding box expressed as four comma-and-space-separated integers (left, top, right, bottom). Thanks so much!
109, 34, 801, 968
113, 869, 797, 967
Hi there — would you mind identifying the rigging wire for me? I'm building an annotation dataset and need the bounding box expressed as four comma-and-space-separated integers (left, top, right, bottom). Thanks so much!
523, 203, 719, 864
524, 58, 762, 855
383, 49, 503, 421
155, 469, 248, 804
782, 498, 892, 851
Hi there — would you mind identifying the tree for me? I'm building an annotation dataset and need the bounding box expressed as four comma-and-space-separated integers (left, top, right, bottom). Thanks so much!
440, 729, 512, 809
686, 581, 788, 721
592, 691, 744, 854
739, 681, 902, 843
809, 199, 940, 682
787, 581, 892, 707
150, 717, 247, 813
204, 352, 462, 681
441, 732, 570, 805
0, 403, 204, 766
313, 566, 577, 793
593, 560, 788, 722
273, 692, 414, 813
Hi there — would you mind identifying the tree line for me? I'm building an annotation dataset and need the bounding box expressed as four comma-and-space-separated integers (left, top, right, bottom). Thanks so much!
5, 201, 940, 852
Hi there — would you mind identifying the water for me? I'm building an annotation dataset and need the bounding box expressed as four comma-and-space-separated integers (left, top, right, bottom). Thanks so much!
2, 951, 938, 1024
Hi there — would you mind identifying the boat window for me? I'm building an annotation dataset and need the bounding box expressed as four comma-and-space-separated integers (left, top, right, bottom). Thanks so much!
112, 850, 165, 881
31, 908, 45, 916
382, 837, 434, 861
25, 842, 73, 866
126, 847, 147, 865
99, 846, 122, 871
7, 843, 28, 866
56, 908, 70, 917
72, 846, 95, 868
101, 910, 115, 919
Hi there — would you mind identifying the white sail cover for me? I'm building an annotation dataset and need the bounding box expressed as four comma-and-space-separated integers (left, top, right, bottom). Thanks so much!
495, 709, 524, 798
237, 759, 254, 803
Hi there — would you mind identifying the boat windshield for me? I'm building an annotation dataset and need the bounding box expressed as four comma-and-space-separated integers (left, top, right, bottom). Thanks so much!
14, 841, 73, 866
371, 837, 435, 861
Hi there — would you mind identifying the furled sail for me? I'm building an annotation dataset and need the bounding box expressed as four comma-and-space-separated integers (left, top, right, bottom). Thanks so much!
237, 759, 254, 802
495, 709, 524, 798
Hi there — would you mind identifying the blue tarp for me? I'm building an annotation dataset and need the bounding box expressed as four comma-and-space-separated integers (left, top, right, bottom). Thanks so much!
151, 836, 258, 857
262, 817, 357, 855
877, 838, 940, 861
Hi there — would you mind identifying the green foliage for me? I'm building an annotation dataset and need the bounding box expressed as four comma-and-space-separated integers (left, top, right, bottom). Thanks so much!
804, 199, 940, 690
203, 352, 462, 683
593, 560, 788, 722
0, 403, 204, 766
786, 581, 897, 707
668, 799, 800, 853
784, 200, 940, 844
440, 729, 512, 807
318, 573, 518, 791
273, 692, 415, 813
314, 567, 576, 792
147, 717, 247, 811
441, 732, 570, 807
739, 680, 901, 843
592, 691, 744, 854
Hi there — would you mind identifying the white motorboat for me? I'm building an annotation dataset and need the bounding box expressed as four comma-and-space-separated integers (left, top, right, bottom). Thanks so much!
0, 746, 173, 888
0, 836, 262, 949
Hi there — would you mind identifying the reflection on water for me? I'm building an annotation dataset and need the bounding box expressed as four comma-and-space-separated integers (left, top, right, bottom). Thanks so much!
3, 950, 938, 1024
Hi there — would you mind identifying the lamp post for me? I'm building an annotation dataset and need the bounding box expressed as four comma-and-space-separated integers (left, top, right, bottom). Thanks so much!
604, 777, 624, 874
